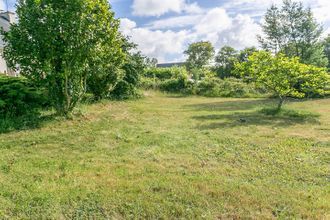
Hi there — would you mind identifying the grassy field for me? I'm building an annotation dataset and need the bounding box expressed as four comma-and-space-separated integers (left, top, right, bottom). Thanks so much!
0, 92, 329, 219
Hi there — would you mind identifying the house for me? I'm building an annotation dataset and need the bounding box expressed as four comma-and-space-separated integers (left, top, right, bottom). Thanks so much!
157, 62, 186, 68
0, 11, 17, 76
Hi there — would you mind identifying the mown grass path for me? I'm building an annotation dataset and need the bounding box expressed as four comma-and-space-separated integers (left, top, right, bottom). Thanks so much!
0, 92, 329, 219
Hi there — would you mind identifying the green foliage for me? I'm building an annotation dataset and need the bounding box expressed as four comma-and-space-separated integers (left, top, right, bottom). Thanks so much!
142, 67, 189, 92
235, 51, 330, 109
214, 46, 238, 78
237, 47, 258, 63
144, 66, 187, 81
258, 0, 328, 67
159, 74, 188, 93
194, 77, 262, 98
141, 67, 263, 97
184, 41, 215, 70
214, 47, 258, 79
323, 35, 330, 70
110, 52, 145, 100
0, 76, 47, 117
3, 0, 124, 116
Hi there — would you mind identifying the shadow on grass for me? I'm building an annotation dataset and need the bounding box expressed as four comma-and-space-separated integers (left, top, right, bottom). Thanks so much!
185, 99, 274, 112
187, 99, 320, 129
0, 112, 56, 134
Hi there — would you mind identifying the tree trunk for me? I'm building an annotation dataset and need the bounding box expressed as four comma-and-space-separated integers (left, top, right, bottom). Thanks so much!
277, 97, 284, 111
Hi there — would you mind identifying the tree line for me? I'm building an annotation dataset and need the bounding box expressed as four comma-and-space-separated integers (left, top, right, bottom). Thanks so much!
183, 0, 329, 110
1, 0, 329, 117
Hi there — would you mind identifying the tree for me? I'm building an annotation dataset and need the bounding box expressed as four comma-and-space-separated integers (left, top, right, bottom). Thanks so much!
145, 57, 158, 68
214, 46, 238, 79
3, 0, 124, 116
258, 0, 328, 67
110, 37, 146, 99
323, 35, 330, 70
184, 41, 215, 71
237, 47, 258, 63
235, 51, 329, 110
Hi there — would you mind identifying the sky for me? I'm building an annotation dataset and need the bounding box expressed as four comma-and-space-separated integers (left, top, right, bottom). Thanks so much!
1, 0, 330, 63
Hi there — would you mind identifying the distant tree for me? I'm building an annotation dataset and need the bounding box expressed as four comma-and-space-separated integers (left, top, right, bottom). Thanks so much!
237, 47, 258, 63
258, 5, 283, 53
184, 41, 215, 71
235, 51, 329, 110
258, 0, 328, 67
3, 0, 124, 116
214, 46, 238, 78
145, 57, 158, 68
323, 35, 330, 70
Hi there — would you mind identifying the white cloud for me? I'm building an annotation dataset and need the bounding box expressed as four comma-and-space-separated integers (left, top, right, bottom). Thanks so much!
194, 8, 232, 35
132, 0, 202, 17
147, 14, 202, 29
121, 18, 191, 62
121, 7, 262, 62
123, 0, 329, 62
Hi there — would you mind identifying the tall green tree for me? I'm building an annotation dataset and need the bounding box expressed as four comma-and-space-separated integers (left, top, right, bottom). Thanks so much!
3, 0, 124, 116
184, 41, 215, 71
235, 51, 329, 110
258, 0, 328, 67
323, 35, 330, 70
214, 46, 238, 79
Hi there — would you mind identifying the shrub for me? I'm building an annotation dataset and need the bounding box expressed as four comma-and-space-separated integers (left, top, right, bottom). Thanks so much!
144, 67, 188, 81
159, 77, 188, 93
109, 52, 146, 100
110, 80, 141, 100
0, 76, 47, 117
195, 77, 262, 98
140, 77, 158, 90
142, 67, 189, 93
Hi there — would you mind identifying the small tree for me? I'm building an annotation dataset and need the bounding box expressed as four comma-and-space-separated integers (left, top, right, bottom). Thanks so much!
3, 0, 124, 116
214, 46, 238, 79
184, 41, 215, 71
235, 51, 329, 110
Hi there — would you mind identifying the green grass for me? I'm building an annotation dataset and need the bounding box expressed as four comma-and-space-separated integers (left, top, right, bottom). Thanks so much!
0, 92, 329, 219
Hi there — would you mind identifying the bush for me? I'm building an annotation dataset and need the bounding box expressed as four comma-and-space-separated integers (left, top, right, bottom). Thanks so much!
110, 80, 141, 100
195, 77, 263, 98
109, 52, 146, 100
159, 75, 188, 93
140, 77, 158, 90
142, 67, 189, 93
144, 67, 188, 81
0, 76, 47, 117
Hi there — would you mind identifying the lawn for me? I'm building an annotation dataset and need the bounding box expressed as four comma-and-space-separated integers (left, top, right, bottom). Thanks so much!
0, 92, 329, 219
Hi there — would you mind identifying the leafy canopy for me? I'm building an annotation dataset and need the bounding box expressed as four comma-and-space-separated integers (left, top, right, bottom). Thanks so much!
184, 41, 215, 71
235, 51, 329, 109
258, 0, 327, 67
3, 0, 124, 115
214, 46, 238, 79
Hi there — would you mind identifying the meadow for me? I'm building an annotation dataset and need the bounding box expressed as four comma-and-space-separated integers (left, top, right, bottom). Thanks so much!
0, 92, 329, 219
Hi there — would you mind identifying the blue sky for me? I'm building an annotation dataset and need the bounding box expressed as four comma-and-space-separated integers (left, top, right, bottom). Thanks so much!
2, 0, 330, 62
